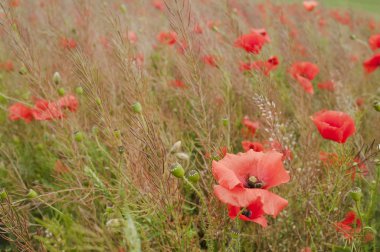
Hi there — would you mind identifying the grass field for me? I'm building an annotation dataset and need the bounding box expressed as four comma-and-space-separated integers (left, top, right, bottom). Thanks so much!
0, 0, 380, 251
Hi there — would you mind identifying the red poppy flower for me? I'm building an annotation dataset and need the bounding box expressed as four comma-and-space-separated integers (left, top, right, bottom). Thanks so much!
250, 28, 271, 42
355, 98, 364, 107
242, 141, 264, 152
60, 37, 77, 49
311, 110, 356, 143
152, 0, 164, 11
170, 79, 187, 89
8, 103, 34, 123
227, 198, 267, 227
319, 151, 339, 165
58, 95, 79, 112
289, 62, 319, 94
242, 116, 259, 137
127, 31, 138, 44
335, 211, 361, 240
157, 31, 177, 45
363, 54, 380, 73
193, 24, 203, 34
368, 34, 380, 51
32, 99, 65, 121
234, 32, 268, 54
9, 0, 20, 8
202, 55, 217, 67
303, 1, 318, 12
317, 80, 335, 92
348, 157, 368, 181
1, 60, 14, 72
213, 150, 289, 216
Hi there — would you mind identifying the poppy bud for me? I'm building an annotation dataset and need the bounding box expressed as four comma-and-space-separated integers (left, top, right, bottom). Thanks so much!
26, 189, 38, 199
169, 141, 182, 153
187, 170, 200, 183
363, 227, 376, 243
132, 102, 142, 113
170, 163, 185, 178
95, 98, 102, 105
74, 131, 84, 142
222, 118, 229, 127
19, 66, 28, 75
373, 101, 380, 112
0, 190, 7, 200
350, 187, 362, 202
113, 129, 121, 139
57, 87, 65, 96
176, 152, 190, 160
350, 34, 357, 40
53, 72, 61, 85
120, 4, 127, 13
75, 86, 84, 95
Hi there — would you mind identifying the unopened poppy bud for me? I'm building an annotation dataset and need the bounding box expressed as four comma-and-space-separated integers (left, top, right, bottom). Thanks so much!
74, 131, 84, 142
113, 129, 121, 139
176, 152, 190, 160
350, 34, 357, 40
120, 4, 127, 13
26, 189, 38, 199
19, 66, 28, 75
53, 72, 61, 85
170, 163, 185, 178
75, 86, 84, 95
222, 118, 229, 127
169, 141, 181, 153
373, 101, 380, 112
0, 190, 7, 200
132, 102, 142, 113
57, 87, 65, 96
350, 187, 362, 202
187, 170, 200, 183
95, 98, 102, 105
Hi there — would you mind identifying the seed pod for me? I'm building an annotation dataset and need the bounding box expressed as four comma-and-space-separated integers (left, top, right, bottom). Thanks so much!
26, 189, 38, 199
350, 187, 362, 202
0, 190, 7, 200
53, 72, 61, 85
75, 86, 84, 95
170, 163, 185, 178
187, 170, 200, 183
19, 66, 28, 75
74, 131, 84, 142
373, 101, 380, 112
57, 87, 65, 96
176, 152, 190, 161
132, 102, 142, 113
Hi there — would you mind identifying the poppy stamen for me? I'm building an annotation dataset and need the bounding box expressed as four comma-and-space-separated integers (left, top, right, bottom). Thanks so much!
247, 176, 264, 188
241, 209, 252, 218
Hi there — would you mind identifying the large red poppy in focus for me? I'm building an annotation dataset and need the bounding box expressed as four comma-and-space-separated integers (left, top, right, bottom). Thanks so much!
212, 150, 289, 217
311, 110, 356, 143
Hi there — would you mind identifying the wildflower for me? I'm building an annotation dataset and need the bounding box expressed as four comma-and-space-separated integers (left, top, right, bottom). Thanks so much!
317, 80, 335, 92
349, 157, 368, 180
335, 211, 361, 240
193, 23, 203, 34
58, 95, 79, 112
303, 1, 318, 12
251, 28, 271, 42
213, 150, 289, 215
8, 103, 34, 123
1, 60, 14, 72
202, 55, 217, 67
128, 31, 138, 44
227, 198, 267, 227
363, 54, 380, 73
60, 37, 77, 49
234, 32, 268, 54
152, 0, 164, 11
311, 110, 356, 143
242, 116, 259, 137
355, 98, 364, 107
289, 62, 319, 94
32, 99, 64, 120
242, 141, 264, 152
368, 34, 380, 51
157, 31, 177, 45
170, 79, 187, 89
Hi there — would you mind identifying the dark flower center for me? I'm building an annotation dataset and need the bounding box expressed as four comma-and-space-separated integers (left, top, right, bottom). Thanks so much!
241, 209, 252, 218
246, 176, 264, 188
